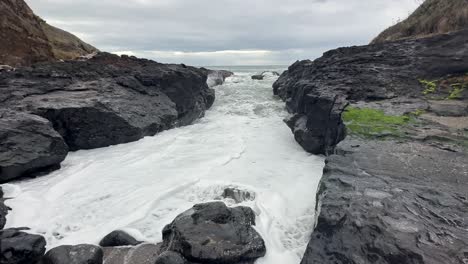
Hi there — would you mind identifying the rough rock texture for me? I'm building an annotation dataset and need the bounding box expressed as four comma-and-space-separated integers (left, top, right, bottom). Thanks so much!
0, 110, 68, 183
0, 229, 46, 264
372, 0, 468, 44
102, 243, 162, 264
0, 52, 214, 181
0, 187, 8, 229
274, 30, 468, 263
154, 251, 187, 264
161, 202, 266, 264
99, 230, 140, 247
274, 29, 468, 155
42, 244, 103, 264
0, 0, 97, 66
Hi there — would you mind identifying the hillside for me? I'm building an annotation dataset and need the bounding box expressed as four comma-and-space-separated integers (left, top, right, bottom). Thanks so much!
372, 0, 468, 44
0, 0, 98, 66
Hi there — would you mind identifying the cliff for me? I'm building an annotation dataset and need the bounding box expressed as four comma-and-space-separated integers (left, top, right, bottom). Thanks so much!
0, 0, 98, 66
372, 0, 468, 44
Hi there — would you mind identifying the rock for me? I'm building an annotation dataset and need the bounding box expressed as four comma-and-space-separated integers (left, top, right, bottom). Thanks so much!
302, 139, 468, 264
154, 251, 186, 264
102, 243, 161, 264
161, 202, 266, 264
273, 29, 468, 155
42, 244, 103, 264
99, 230, 140, 247
205, 69, 234, 87
0, 187, 8, 229
0, 52, 214, 180
251, 71, 280, 80
222, 187, 255, 203
0, 229, 46, 264
0, 110, 68, 183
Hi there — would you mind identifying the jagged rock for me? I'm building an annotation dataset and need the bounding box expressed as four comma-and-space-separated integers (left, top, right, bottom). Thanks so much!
0, 229, 46, 264
161, 202, 266, 264
302, 139, 468, 264
0, 53, 214, 180
205, 69, 234, 87
273, 29, 468, 154
222, 187, 255, 203
99, 230, 140, 247
102, 243, 161, 264
42, 244, 103, 264
154, 251, 187, 264
0, 110, 68, 182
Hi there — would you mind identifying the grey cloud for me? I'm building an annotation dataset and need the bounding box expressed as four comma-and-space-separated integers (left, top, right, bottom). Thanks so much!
26, 0, 419, 65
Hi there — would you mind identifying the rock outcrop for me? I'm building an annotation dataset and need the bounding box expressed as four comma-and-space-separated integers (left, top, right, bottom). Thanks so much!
205, 69, 234, 87
372, 0, 468, 44
0, 0, 97, 67
0, 229, 46, 264
0, 52, 215, 182
161, 202, 266, 264
274, 29, 468, 155
274, 30, 468, 263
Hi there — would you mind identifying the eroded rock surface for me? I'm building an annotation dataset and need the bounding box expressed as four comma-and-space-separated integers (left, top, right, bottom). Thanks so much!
161, 202, 266, 264
274, 30, 468, 264
0, 52, 214, 181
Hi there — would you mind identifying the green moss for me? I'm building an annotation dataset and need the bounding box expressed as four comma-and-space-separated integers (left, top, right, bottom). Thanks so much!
419, 79, 437, 95
343, 107, 412, 138
447, 83, 465, 100
410, 109, 425, 116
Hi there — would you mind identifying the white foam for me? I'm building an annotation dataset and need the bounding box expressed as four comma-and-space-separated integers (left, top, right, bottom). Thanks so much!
4, 67, 324, 264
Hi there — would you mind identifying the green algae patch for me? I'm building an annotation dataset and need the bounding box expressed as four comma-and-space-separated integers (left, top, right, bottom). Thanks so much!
343, 107, 412, 138
420, 79, 437, 95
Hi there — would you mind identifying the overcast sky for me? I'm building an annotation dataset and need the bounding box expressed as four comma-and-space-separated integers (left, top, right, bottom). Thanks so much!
27, 0, 421, 66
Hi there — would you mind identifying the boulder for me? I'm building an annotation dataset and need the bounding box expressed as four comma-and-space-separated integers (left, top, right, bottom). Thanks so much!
154, 251, 187, 264
0, 229, 46, 264
161, 202, 266, 264
0, 110, 68, 182
102, 243, 161, 264
251, 71, 280, 80
42, 244, 103, 264
99, 230, 140, 247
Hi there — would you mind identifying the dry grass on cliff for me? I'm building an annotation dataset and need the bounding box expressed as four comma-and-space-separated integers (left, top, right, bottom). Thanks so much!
372, 0, 468, 43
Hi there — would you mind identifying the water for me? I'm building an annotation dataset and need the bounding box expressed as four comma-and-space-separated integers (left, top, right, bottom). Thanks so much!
3, 66, 324, 264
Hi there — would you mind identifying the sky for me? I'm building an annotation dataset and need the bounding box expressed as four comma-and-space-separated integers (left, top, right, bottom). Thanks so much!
26, 0, 421, 66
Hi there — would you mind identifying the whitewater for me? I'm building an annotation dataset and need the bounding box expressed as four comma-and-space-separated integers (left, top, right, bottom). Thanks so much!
3, 66, 324, 264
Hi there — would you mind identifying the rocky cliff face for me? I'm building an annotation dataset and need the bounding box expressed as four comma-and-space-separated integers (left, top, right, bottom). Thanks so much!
274, 30, 468, 263
0, 0, 97, 66
0, 52, 215, 182
372, 0, 468, 44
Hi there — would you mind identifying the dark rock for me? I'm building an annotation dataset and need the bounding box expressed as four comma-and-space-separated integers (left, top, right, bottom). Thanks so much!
273, 29, 468, 154
302, 139, 468, 264
222, 188, 255, 203
0, 229, 46, 264
99, 230, 140, 247
161, 202, 266, 264
154, 251, 186, 264
252, 71, 280, 80
0, 52, 214, 180
251, 74, 264, 80
42, 244, 103, 264
0, 110, 68, 183
205, 70, 234, 87
102, 243, 161, 264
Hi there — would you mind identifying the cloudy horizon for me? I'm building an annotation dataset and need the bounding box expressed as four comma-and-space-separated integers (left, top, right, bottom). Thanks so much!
27, 0, 421, 66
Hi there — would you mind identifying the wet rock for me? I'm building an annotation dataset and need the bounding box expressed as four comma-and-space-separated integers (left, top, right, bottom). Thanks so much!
205, 69, 234, 87
0, 110, 68, 182
273, 29, 468, 154
302, 139, 468, 264
252, 71, 280, 80
251, 74, 264, 80
42, 244, 103, 264
222, 188, 255, 203
154, 251, 186, 264
0, 229, 46, 264
99, 230, 141, 247
0, 187, 8, 229
0, 52, 214, 180
161, 202, 266, 264
102, 243, 161, 264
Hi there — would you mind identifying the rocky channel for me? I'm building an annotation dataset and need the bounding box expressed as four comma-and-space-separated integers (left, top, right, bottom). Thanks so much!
274, 30, 468, 263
